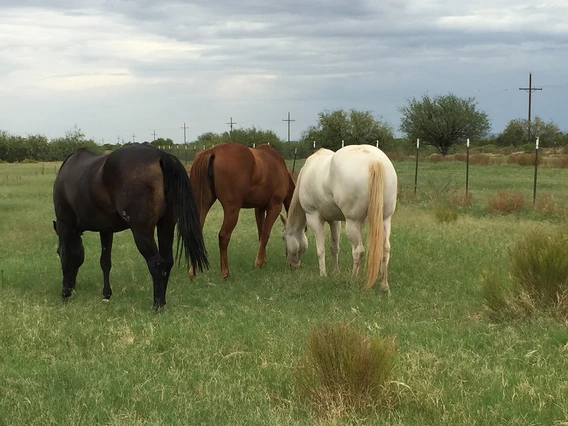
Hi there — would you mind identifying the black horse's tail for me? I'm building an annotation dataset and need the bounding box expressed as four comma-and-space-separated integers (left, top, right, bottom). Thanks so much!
159, 153, 209, 273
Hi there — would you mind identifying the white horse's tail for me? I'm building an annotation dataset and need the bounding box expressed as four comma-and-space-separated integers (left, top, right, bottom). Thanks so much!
364, 160, 385, 290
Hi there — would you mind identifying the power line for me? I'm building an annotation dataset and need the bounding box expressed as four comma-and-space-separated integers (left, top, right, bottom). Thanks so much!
519, 73, 542, 140
282, 112, 295, 143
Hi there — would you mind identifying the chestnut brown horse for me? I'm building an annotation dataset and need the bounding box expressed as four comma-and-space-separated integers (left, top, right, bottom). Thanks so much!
189, 142, 295, 278
53, 144, 208, 309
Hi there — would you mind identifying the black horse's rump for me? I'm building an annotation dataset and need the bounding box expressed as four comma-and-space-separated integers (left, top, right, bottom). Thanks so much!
53, 144, 208, 309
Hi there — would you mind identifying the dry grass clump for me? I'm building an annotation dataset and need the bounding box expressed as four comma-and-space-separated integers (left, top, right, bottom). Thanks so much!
433, 205, 459, 223
482, 230, 568, 321
294, 322, 397, 418
534, 194, 556, 216
468, 154, 494, 166
507, 153, 538, 166
386, 151, 407, 162
546, 155, 568, 168
486, 191, 525, 214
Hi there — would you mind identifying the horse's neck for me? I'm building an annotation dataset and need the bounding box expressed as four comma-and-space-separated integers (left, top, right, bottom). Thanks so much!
287, 192, 306, 231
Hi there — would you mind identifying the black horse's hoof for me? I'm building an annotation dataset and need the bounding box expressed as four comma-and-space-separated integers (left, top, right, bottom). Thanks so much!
153, 302, 166, 312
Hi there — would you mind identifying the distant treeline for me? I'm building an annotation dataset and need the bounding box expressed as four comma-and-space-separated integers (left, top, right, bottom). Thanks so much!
2, 121, 568, 164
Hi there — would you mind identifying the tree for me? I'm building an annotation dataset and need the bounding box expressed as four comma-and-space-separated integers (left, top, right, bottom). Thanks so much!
496, 117, 565, 147
193, 127, 283, 152
149, 137, 174, 148
301, 109, 393, 151
399, 94, 490, 155
48, 128, 101, 160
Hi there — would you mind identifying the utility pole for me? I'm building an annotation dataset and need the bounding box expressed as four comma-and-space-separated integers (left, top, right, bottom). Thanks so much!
117, 135, 121, 145
226, 117, 237, 135
131, 133, 136, 143
519, 73, 542, 141
282, 112, 295, 143
152, 130, 157, 141
181, 122, 188, 144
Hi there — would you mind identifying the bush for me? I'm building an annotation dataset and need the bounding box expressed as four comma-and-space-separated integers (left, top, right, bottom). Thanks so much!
434, 205, 459, 223
534, 195, 556, 215
486, 191, 525, 214
510, 231, 568, 304
507, 153, 539, 166
481, 230, 568, 320
294, 322, 396, 417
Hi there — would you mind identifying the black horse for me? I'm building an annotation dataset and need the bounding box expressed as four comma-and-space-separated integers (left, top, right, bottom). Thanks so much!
53, 144, 208, 309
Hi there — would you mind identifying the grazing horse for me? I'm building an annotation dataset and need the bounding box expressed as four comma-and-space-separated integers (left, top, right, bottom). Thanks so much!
53, 144, 208, 309
282, 144, 397, 291
189, 142, 295, 278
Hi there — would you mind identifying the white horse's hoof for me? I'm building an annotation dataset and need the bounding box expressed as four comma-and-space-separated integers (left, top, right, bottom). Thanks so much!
102, 298, 110, 303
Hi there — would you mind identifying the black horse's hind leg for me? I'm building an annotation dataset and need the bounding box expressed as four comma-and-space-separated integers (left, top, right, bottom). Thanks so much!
100, 232, 114, 300
157, 213, 175, 296
131, 227, 166, 309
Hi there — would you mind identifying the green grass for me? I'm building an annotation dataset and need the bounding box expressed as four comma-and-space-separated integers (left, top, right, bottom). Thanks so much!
1, 161, 568, 425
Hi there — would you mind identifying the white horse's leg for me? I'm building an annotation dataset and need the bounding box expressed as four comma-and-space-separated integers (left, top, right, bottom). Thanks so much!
345, 219, 364, 278
329, 220, 341, 272
306, 214, 327, 277
381, 217, 392, 293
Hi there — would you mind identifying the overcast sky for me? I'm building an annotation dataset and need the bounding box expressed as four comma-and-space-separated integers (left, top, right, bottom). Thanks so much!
1, 0, 567, 144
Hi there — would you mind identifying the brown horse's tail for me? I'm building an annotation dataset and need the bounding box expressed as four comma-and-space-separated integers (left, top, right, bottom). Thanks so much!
363, 160, 385, 290
189, 149, 215, 224
160, 152, 209, 273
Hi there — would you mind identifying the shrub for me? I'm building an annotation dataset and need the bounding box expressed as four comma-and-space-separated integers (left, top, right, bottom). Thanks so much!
294, 322, 396, 417
482, 230, 568, 320
509, 231, 568, 304
486, 191, 525, 214
534, 195, 556, 215
547, 156, 568, 168
507, 153, 538, 166
480, 272, 535, 320
385, 151, 407, 162
434, 205, 458, 223
468, 153, 494, 166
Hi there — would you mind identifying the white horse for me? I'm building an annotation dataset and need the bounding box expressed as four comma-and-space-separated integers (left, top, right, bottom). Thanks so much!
281, 144, 397, 291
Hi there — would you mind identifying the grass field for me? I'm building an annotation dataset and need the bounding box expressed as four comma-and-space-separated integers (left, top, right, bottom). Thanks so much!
1, 159, 567, 425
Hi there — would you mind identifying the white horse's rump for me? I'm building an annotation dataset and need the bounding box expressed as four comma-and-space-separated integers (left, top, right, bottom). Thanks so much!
282, 145, 397, 291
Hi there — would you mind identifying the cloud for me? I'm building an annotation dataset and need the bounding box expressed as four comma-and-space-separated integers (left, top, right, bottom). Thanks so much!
1, 0, 567, 142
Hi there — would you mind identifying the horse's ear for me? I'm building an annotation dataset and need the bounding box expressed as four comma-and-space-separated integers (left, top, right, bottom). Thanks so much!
53, 220, 57, 234
279, 213, 286, 226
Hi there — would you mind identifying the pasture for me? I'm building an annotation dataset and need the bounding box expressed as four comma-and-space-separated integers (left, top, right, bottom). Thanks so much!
1, 159, 567, 425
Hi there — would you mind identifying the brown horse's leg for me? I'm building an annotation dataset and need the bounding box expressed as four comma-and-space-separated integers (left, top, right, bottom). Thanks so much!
157, 213, 175, 296
254, 203, 280, 268
131, 227, 166, 309
254, 208, 265, 241
218, 206, 240, 278
99, 232, 113, 301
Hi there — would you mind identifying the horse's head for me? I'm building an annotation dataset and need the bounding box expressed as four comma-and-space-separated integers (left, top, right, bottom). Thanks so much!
280, 214, 308, 269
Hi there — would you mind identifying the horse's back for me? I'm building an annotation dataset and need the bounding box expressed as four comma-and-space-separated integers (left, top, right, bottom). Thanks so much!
296, 149, 341, 219
210, 143, 290, 208
103, 145, 166, 222
54, 144, 166, 232
298, 145, 397, 221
